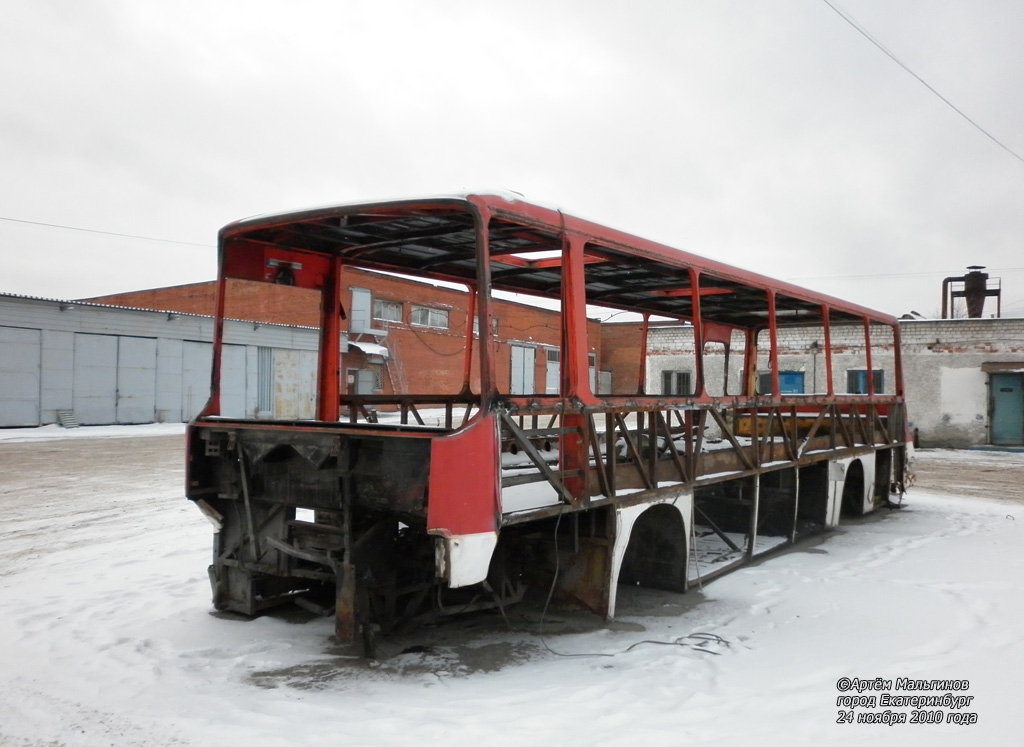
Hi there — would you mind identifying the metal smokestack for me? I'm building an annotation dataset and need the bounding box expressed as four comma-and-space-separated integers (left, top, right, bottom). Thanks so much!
941, 265, 1002, 319
962, 266, 989, 318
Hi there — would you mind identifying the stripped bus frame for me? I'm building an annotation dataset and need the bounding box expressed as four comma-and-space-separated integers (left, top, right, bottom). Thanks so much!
186, 192, 908, 650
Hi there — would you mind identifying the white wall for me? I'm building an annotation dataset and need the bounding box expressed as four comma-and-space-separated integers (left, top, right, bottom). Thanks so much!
640, 317, 1024, 448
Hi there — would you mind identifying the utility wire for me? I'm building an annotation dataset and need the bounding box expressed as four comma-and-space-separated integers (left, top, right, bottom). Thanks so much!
0, 215, 211, 248
820, 0, 1024, 165
788, 267, 1024, 282
4, 211, 1020, 288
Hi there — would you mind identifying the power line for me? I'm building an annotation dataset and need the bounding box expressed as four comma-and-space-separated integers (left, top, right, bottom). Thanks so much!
3, 212, 1020, 290
787, 265, 1024, 281
820, 0, 1024, 165
0, 215, 211, 248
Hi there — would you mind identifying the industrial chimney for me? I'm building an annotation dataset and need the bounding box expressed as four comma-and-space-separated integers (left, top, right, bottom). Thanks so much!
941, 266, 1002, 318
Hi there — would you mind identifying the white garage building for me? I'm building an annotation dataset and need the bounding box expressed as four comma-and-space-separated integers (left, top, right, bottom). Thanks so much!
0, 293, 319, 428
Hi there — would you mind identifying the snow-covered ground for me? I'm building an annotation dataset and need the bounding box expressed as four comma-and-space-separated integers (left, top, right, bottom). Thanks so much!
0, 422, 186, 443
1, 428, 1022, 746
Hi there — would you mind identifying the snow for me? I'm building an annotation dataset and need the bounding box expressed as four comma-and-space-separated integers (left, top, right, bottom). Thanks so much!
1, 428, 1022, 745
689, 530, 790, 582
0, 422, 186, 443
500, 481, 562, 513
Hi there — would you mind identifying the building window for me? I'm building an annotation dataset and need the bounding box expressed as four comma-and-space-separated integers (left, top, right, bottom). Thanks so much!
663, 370, 692, 395
758, 371, 805, 394
473, 316, 499, 336
411, 306, 449, 330
372, 299, 402, 323
847, 369, 884, 394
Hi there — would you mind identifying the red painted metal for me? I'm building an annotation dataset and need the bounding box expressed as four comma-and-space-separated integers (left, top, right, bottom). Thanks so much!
199, 266, 229, 418
426, 414, 500, 536
316, 256, 342, 422
863, 316, 875, 396
637, 314, 650, 395
472, 204, 496, 409
767, 292, 779, 397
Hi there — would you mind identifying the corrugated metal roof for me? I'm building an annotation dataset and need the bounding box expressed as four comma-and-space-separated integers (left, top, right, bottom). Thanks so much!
0, 292, 316, 331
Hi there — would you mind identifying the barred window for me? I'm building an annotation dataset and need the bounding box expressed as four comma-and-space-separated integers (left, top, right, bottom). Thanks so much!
847, 369, 884, 394
662, 370, 692, 395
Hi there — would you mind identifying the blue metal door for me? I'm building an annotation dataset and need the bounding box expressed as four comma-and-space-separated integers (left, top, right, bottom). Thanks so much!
991, 373, 1023, 445
778, 371, 805, 394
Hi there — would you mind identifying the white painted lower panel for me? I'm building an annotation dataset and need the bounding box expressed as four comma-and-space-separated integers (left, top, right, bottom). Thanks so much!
438, 531, 498, 588
608, 491, 692, 619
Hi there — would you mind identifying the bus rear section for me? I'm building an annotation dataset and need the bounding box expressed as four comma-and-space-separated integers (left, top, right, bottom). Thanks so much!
187, 410, 504, 648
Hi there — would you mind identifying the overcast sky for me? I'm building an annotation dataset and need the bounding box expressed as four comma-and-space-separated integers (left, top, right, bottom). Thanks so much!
2, 0, 1023, 318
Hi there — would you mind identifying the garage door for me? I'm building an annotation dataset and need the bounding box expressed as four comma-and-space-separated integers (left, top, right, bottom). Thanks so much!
73, 334, 118, 424
0, 326, 41, 426
182, 341, 212, 421
220, 344, 247, 419
116, 337, 157, 423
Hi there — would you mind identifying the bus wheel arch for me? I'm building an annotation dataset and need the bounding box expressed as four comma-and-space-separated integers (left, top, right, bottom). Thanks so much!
840, 459, 866, 517
608, 496, 691, 618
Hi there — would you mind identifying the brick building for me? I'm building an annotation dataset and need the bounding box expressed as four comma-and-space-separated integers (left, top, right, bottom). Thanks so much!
86, 267, 605, 402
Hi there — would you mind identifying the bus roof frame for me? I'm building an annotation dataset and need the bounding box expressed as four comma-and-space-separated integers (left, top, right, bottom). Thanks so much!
218, 192, 897, 330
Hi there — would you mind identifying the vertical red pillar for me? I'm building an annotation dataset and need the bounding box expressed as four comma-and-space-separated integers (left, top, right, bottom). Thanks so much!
892, 322, 904, 398
637, 314, 650, 395
691, 270, 705, 397
822, 306, 834, 396
461, 285, 477, 392
559, 230, 592, 503
863, 316, 874, 396
743, 328, 758, 397
472, 204, 496, 406
316, 256, 342, 422
560, 232, 595, 403
767, 292, 779, 398
200, 241, 229, 418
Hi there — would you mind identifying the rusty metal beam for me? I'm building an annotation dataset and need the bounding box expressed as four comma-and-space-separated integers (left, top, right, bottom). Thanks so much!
612, 413, 655, 490
707, 407, 756, 471
500, 412, 577, 504
655, 410, 689, 483
587, 413, 612, 498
